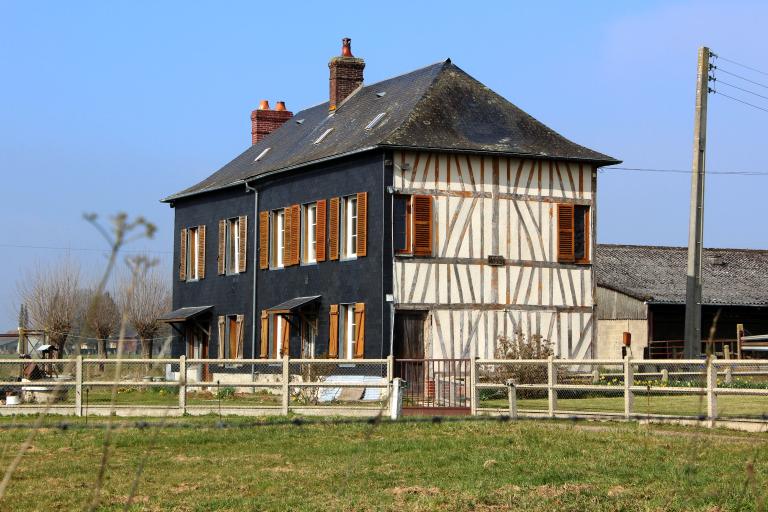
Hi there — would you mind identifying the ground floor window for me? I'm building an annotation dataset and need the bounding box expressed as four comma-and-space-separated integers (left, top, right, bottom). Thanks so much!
217, 314, 243, 359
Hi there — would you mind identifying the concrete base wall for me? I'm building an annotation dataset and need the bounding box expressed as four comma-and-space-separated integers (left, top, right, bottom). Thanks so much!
596, 319, 648, 359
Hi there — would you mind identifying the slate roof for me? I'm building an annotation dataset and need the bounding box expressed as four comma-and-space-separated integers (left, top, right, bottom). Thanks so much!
596, 244, 768, 306
164, 60, 619, 202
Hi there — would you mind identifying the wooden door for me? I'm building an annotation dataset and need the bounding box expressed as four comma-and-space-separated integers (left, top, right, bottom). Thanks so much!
393, 311, 426, 360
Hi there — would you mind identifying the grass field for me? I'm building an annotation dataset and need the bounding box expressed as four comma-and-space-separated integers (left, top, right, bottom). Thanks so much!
0, 416, 766, 511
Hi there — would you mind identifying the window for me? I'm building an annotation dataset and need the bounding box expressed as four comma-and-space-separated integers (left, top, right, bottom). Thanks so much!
338, 304, 356, 359
341, 195, 358, 259
301, 315, 317, 358
217, 314, 243, 359
313, 128, 333, 144
303, 203, 317, 264
226, 218, 240, 274
186, 227, 199, 280
271, 313, 290, 357
271, 210, 286, 268
557, 204, 590, 264
393, 194, 412, 254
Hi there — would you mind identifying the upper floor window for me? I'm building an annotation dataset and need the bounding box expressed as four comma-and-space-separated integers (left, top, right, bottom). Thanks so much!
393, 194, 433, 257
179, 225, 205, 281
226, 218, 241, 274
557, 204, 590, 264
303, 202, 317, 264
187, 227, 199, 280
271, 209, 286, 268
341, 195, 358, 259
393, 194, 412, 254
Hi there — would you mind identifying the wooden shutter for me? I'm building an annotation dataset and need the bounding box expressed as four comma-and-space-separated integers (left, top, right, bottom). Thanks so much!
412, 195, 434, 256
557, 204, 575, 263
260, 311, 269, 358
283, 207, 292, 266
179, 229, 187, 281
353, 303, 365, 358
217, 316, 225, 359
328, 197, 339, 260
281, 317, 290, 357
356, 192, 367, 257
316, 200, 327, 262
197, 225, 206, 279
218, 220, 226, 275
290, 205, 300, 265
259, 211, 269, 269
238, 216, 247, 272
235, 314, 244, 358
328, 305, 339, 358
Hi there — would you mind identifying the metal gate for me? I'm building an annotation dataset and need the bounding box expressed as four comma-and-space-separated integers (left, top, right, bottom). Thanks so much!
395, 359, 470, 415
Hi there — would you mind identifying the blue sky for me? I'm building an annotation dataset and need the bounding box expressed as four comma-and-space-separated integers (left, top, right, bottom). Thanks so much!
1, 1, 767, 328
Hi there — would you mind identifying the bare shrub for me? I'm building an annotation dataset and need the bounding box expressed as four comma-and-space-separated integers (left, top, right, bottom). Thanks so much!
17, 259, 83, 357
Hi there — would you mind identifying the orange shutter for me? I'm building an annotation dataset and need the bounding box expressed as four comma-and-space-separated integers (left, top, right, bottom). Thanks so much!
328, 305, 339, 358
283, 207, 292, 266
290, 205, 300, 265
217, 316, 226, 359
412, 195, 434, 256
238, 216, 248, 272
328, 198, 340, 260
353, 303, 365, 358
235, 314, 244, 358
260, 311, 269, 358
259, 211, 269, 269
179, 229, 187, 281
316, 200, 327, 262
197, 225, 206, 279
281, 317, 290, 356
218, 220, 226, 275
557, 204, 575, 263
356, 192, 367, 257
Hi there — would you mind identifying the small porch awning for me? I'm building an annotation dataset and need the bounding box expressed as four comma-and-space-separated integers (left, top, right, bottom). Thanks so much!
267, 296, 321, 314
158, 305, 213, 323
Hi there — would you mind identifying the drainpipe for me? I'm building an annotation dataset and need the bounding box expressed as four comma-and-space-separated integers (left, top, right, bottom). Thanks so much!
245, 181, 258, 379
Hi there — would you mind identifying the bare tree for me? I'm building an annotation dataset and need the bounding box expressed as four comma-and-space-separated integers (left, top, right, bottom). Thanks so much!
17, 259, 83, 358
85, 290, 120, 358
117, 258, 170, 359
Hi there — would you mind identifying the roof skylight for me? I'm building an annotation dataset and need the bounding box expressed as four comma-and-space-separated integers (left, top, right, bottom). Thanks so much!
313, 128, 334, 144
365, 112, 386, 130
254, 147, 271, 162
376, 92, 386, 98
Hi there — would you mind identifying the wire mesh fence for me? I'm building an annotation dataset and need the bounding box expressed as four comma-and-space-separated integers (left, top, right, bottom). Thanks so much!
288, 359, 389, 409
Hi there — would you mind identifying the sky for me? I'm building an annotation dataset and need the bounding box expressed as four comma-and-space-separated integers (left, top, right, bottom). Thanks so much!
1, 0, 767, 329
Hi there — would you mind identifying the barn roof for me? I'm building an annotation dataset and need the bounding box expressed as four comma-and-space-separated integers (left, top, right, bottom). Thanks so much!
595, 244, 768, 306
163, 60, 619, 202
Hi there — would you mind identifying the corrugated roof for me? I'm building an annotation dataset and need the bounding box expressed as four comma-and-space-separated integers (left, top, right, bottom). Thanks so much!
163, 60, 619, 202
595, 244, 768, 306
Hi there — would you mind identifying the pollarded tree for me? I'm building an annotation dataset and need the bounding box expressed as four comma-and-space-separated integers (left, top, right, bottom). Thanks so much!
18, 259, 83, 358
85, 290, 120, 358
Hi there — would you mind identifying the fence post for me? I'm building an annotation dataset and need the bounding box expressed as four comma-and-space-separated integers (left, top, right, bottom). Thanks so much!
707, 356, 717, 428
386, 355, 394, 383
547, 356, 557, 418
390, 377, 403, 420
624, 354, 633, 420
75, 355, 83, 417
506, 379, 517, 420
178, 355, 186, 415
281, 355, 290, 416
470, 357, 478, 415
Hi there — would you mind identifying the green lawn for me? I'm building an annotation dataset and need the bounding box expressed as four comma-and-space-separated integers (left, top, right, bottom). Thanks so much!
0, 416, 766, 511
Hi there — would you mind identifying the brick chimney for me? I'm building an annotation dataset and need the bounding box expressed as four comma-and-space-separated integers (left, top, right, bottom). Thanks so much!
251, 100, 293, 145
328, 38, 365, 111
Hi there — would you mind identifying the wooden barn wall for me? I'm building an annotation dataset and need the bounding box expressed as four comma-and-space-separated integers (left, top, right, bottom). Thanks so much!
393, 150, 596, 359
596, 287, 647, 320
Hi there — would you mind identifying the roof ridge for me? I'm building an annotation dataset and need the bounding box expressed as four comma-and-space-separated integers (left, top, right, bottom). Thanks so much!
598, 243, 768, 253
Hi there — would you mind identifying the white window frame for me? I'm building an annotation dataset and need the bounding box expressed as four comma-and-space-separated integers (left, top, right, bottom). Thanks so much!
303, 203, 317, 264
338, 304, 356, 359
273, 314, 285, 357
272, 210, 285, 269
186, 227, 199, 281
341, 195, 357, 260
226, 217, 241, 274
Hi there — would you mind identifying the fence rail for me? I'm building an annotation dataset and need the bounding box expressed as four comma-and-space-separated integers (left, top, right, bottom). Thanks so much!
0, 355, 766, 426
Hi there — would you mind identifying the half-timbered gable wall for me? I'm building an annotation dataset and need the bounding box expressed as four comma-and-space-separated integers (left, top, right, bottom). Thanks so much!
393, 150, 596, 359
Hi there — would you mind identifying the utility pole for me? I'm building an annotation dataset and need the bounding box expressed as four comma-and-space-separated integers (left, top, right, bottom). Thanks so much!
684, 46, 711, 359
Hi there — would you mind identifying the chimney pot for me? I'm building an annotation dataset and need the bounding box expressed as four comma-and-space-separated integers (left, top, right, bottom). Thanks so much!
341, 37, 353, 57
275, 101, 286, 111
258, 100, 270, 110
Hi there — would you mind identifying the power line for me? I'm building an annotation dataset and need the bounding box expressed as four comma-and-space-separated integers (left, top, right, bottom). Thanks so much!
711, 79, 768, 102
603, 166, 768, 176
712, 66, 768, 90
713, 54, 768, 77
712, 90, 768, 115
0, 243, 171, 255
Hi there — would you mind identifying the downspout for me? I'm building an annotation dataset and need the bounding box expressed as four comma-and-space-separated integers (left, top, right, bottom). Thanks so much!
245, 182, 258, 379
385, 155, 395, 359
